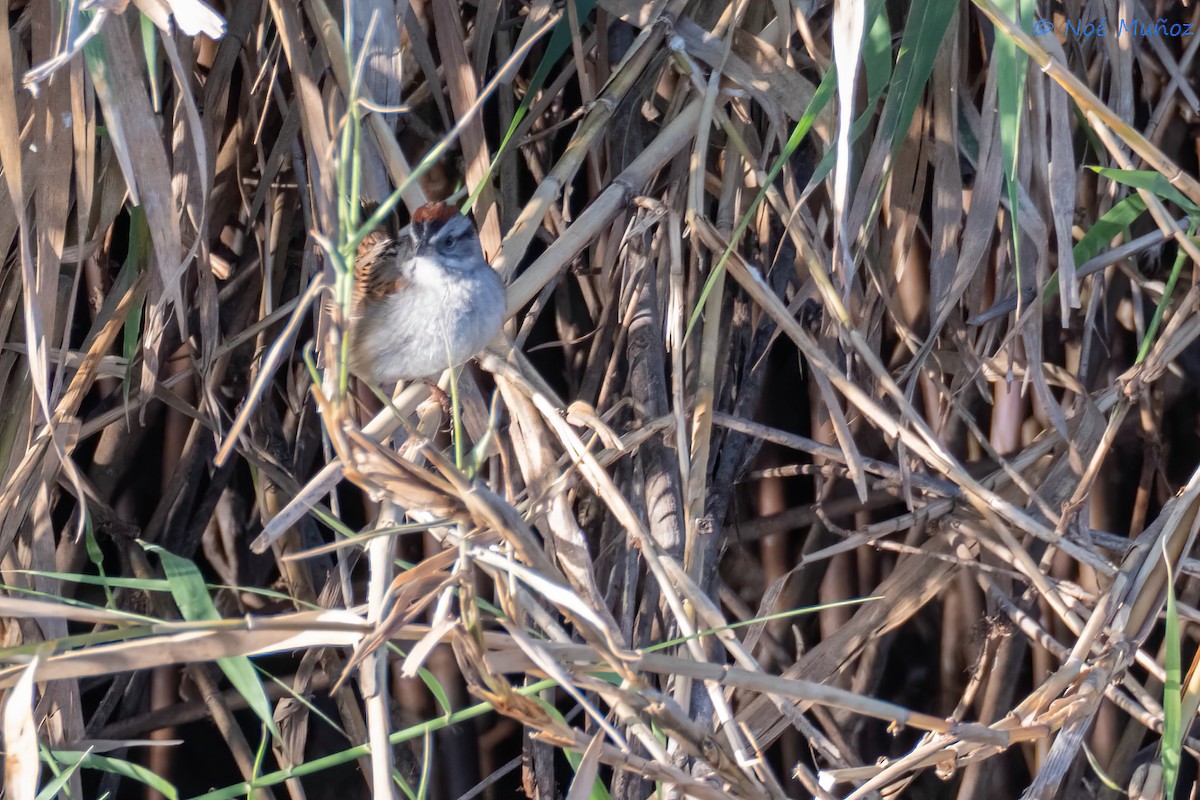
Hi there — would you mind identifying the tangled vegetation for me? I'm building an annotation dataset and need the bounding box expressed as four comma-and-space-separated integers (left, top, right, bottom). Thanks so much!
3, 1, 1200, 798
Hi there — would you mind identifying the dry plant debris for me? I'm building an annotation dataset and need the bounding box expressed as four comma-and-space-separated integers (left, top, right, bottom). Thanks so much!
2, 1, 1200, 798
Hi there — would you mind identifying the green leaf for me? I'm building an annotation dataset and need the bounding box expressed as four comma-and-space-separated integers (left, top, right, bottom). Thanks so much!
1162, 546, 1182, 797
82, 510, 115, 607
684, 65, 838, 342
805, 0, 893, 197
46, 749, 178, 800
646, 596, 880, 652
1071, 194, 1148, 266
993, 0, 1035, 307
1090, 167, 1200, 214
142, 544, 280, 740
466, 0, 597, 213
525, 1, 597, 111
1033, 189, 1150, 307
36, 747, 89, 800
418, 666, 454, 718
862, 0, 892, 101
835, 0, 956, 259
1136, 219, 1196, 364
532, 696, 612, 800
139, 13, 160, 113
1081, 743, 1124, 792
875, 0, 957, 155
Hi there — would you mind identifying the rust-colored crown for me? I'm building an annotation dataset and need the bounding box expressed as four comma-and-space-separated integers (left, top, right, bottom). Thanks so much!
411, 201, 459, 225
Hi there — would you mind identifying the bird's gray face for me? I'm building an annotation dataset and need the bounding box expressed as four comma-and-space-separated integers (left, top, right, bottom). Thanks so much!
412, 213, 483, 272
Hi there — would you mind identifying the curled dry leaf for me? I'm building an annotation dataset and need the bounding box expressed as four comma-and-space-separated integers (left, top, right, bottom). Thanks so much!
132, 0, 226, 39
1, 650, 44, 800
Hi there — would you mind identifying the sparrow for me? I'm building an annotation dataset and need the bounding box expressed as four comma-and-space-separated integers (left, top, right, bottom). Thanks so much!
348, 202, 505, 384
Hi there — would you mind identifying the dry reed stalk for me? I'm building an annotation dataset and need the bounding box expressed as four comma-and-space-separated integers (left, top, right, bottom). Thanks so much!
5, 2, 1200, 798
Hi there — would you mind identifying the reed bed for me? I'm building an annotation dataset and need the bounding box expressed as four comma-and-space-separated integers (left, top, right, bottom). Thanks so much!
2, 1, 1200, 798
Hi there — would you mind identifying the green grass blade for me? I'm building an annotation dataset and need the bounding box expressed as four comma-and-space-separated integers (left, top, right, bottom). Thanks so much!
417, 665, 454, 718
465, 0, 597, 213
683, 66, 838, 342
533, 697, 612, 800
862, 0, 892, 100
994, 0, 1033, 310
36, 745, 89, 800
82, 510, 115, 607
1162, 544, 1183, 797
1136, 220, 1196, 364
1071, 194, 1148, 265
1089, 166, 1200, 214
46, 749, 179, 800
1081, 743, 1124, 793
839, 0, 956, 256
192, 680, 560, 800
876, 0, 957, 153
139, 13, 160, 113
143, 544, 281, 740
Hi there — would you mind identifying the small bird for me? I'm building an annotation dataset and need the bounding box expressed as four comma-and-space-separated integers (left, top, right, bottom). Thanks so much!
348, 202, 505, 384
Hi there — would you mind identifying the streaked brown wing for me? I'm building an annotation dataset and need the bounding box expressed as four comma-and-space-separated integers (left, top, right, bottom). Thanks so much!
354, 231, 408, 302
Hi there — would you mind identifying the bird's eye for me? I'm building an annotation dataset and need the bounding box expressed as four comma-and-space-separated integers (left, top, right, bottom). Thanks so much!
439, 233, 458, 248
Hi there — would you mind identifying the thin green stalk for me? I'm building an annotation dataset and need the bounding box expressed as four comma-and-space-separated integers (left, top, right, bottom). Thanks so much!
191, 679, 559, 800
1136, 220, 1198, 364
683, 66, 837, 343
1162, 546, 1182, 796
